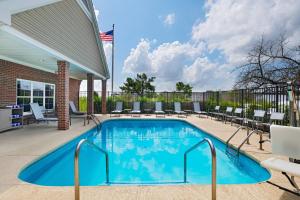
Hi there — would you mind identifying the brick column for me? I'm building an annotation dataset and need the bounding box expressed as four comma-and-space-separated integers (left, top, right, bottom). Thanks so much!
101, 80, 107, 114
87, 73, 94, 115
57, 61, 70, 130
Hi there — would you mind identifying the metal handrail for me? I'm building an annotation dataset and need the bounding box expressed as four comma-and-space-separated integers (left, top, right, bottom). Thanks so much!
236, 129, 257, 156
89, 115, 100, 132
226, 126, 243, 147
74, 139, 109, 200
184, 138, 217, 200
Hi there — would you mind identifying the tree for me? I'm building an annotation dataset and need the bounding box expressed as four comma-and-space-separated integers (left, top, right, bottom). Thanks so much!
235, 35, 300, 88
120, 73, 156, 95
176, 82, 193, 95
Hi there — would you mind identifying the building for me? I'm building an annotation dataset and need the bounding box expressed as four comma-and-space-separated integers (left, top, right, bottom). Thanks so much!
0, 0, 110, 130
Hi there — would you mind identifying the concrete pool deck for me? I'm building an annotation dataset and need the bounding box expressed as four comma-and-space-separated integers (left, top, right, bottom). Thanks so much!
0, 115, 299, 200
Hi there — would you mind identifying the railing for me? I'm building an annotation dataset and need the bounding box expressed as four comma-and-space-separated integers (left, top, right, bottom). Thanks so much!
74, 139, 109, 200
79, 83, 300, 125
184, 138, 217, 200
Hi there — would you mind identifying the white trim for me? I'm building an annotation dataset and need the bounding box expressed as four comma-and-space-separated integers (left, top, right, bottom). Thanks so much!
0, 25, 106, 80
0, 55, 55, 74
75, 0, 92, 22
16, 78, 56, 111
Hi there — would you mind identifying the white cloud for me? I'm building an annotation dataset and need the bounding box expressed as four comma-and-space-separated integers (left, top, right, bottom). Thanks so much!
163, 13, 176, 26
122, 0, 300, 92
192, 0, 300, 65
122, 39, 228, 91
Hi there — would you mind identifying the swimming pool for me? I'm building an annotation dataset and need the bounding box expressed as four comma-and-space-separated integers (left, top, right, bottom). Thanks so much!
19, 119, 270, 186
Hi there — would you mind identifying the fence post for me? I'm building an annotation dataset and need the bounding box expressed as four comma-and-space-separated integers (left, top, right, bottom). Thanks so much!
275, 86, 279, 112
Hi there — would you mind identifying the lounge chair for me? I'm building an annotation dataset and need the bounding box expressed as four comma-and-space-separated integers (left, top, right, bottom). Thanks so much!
111, 101, 123, 117
246, 109, 266, 130
130, 102, 141, 117
154, 102, 165, 117
174, 102, 187, 118
261, 125, 300, 196
69, 101, 86, 115
193, 102, 207, 118
228, 108, 244, 126
69, 101, 88, 126
30, 103, 58, 124
220, 107, 233, 123
210, 105, 220, 119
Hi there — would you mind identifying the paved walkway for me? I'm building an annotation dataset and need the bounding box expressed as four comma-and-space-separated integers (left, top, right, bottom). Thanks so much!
0, 115, 299, 200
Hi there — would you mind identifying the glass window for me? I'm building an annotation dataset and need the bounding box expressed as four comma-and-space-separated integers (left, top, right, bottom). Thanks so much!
17, 80, 31, 97
16, 79, 55, 112
32, 82, 44, 97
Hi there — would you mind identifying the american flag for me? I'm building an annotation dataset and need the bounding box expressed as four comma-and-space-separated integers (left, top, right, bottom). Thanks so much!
99, 30, 113, 42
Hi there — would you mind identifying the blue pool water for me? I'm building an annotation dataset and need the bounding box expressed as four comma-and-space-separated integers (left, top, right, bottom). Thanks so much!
19, 119, 270, 186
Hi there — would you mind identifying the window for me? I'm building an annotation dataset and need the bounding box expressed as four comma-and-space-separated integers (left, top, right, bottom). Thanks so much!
16, 79, 55, 112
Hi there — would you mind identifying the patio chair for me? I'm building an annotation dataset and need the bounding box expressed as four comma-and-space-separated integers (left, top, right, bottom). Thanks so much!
193, 102, 207, 118
174, 102, 187, 118
258, 111, 285, 149
210, 106, 220, 120
261, 125, 300, 196
30, 103, 58, 124
130, 102, 141, 117
111, 102, 123, 117
154, 102, 165, 117
220, 107, 233, 123
69, 101, 86, 115
69, 101, 88, 126
228, 108, 244, 126
246, 109, 266, 130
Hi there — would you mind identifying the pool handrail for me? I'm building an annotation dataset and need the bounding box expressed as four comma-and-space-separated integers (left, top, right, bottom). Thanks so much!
74, 139, 109, 200
184, 138, 217, 200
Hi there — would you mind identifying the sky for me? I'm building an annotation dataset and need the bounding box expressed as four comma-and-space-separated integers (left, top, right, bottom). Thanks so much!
81, 0, 300, 92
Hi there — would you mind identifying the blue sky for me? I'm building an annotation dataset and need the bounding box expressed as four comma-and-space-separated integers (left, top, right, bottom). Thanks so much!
83, 0, 300, 92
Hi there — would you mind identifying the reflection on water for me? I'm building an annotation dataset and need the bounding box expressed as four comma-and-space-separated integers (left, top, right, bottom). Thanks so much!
19, 119, 270, 186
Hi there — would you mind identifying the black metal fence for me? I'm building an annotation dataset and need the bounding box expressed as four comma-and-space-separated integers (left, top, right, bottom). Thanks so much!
79, 83, 300, 124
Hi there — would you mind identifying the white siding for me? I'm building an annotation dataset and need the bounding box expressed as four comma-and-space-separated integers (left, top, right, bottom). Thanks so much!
11, 0, 106, 77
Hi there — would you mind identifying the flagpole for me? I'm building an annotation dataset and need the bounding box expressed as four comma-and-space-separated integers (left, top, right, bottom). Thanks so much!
111, 24, 115, 94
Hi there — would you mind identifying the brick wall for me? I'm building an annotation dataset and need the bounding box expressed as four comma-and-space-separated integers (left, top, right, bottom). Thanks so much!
0, 59, 81, 108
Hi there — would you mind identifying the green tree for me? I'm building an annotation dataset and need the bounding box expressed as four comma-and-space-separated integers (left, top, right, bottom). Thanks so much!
176, 82, 193, 95
120, 73, 156, 95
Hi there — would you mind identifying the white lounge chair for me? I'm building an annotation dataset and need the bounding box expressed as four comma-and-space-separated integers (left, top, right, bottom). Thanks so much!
30, 103, 58, 124
154, 102, 165, 117
130, 102, 141, 117
220, 107, 233, 123
261, 125, 300, 196
210, 105, 220, 119
174, 102, 187, 118
111, 102, 123, 117
228, 108, 244, 125
193, 102, 207, 118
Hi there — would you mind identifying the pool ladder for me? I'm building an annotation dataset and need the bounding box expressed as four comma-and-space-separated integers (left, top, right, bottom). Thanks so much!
226, 126, 257, 156
74, 139, 109, 200
184, 138, 217, 200
89, 114, 101, 132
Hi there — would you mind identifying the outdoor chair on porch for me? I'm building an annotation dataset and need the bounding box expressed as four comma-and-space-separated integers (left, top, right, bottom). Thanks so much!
111, 101, 123, 117
130, 102, 141, 117
261, 125, 300, 196
154, 102, 165, 117
30, 103, 58, 124
69, 101, 88, 126
174, 102, 187, 118
228, 108, 244, 126
193, 102, 207, 118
